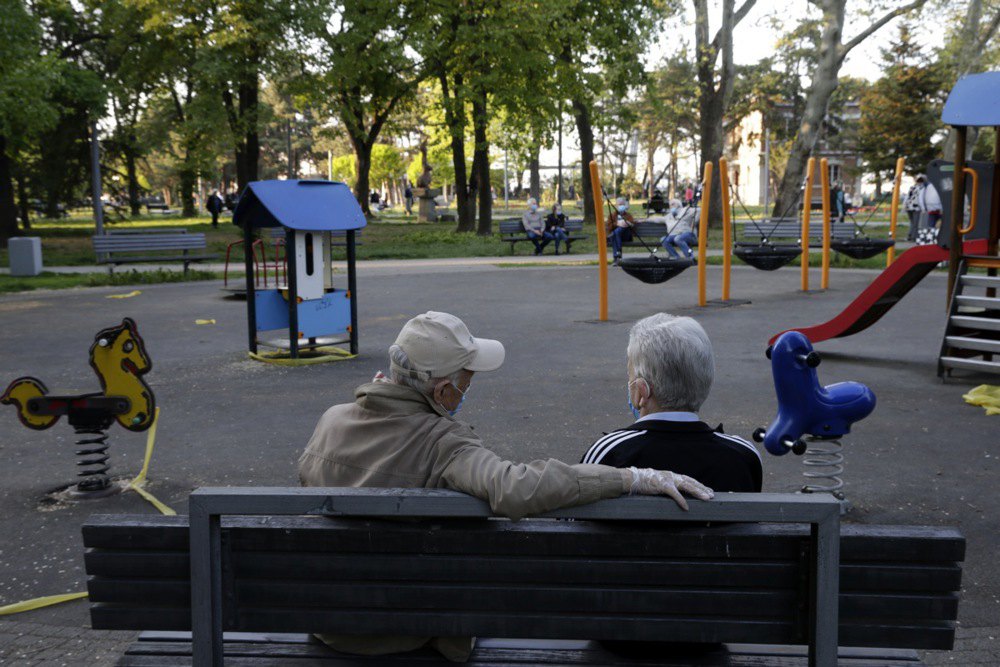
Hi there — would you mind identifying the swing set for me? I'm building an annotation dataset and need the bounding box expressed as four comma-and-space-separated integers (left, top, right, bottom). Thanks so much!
588, 153, 905, 320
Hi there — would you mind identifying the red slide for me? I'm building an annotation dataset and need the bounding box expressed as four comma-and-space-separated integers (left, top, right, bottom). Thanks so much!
770, 239, 989, 345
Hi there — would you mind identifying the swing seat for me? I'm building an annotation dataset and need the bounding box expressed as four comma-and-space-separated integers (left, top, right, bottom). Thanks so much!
830, 238, 895, 260
733, 243, 802, 271
619, 256, 693, 284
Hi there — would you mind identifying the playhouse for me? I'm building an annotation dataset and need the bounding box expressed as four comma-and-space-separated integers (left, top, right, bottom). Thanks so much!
233, 180, 365, 359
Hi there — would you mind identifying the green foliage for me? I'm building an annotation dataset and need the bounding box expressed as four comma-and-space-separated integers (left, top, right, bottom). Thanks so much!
329, 154, 356, 185
0, 268, 220, 293
859, 23, 944, 181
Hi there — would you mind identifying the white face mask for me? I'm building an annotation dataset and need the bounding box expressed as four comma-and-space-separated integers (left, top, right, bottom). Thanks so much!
555, 207, 562, 215
529, 204, 537, 212
617, 205, 627, 213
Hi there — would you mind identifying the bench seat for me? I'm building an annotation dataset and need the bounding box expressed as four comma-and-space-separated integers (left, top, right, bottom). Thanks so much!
114, 633, 924, 666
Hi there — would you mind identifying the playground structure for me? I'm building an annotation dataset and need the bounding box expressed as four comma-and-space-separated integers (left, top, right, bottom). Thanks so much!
754, 331, 876, 508
233, 180, 365, 360
0, 318, 155, 497
773, 71, 1000, 379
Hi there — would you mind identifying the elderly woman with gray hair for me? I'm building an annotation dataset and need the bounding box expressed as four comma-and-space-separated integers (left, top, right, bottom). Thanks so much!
582, 313, 762, 493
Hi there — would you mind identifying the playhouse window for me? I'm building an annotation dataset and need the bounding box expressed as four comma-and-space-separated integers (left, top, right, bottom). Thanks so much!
305, 233, 314, 275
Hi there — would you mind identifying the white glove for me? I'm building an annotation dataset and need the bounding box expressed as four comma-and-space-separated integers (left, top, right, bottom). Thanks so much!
625, 467, 714, 511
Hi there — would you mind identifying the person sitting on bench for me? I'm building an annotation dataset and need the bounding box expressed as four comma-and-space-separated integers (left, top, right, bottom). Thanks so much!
582, 313, 762, 493
299, 311, 714, 662
545, 203, 570, 255
522, 198, 552, 254
607, 196, 636, 265
660, 199, 698, 261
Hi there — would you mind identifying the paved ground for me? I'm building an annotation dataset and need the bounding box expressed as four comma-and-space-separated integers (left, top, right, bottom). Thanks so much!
0, 258, 996, 664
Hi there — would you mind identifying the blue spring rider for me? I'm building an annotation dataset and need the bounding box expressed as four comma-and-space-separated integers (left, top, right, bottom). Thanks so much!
752, 331, 876, 502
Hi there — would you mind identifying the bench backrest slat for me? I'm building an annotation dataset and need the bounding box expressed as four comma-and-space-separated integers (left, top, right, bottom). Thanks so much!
93, 234, 207, 253
498, 218, 585, 235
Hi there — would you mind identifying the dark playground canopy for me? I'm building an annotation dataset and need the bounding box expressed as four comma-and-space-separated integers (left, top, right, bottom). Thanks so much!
233, 180, 367, 231
942, 71, 1000, 126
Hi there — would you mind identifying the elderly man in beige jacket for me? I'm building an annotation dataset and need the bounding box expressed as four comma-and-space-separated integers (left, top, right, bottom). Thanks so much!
298, 311, 714, 661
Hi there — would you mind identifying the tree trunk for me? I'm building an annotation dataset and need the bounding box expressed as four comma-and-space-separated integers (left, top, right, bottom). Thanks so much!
695, 0, 740, 228
16, 170, 30, 230
572, 97, 597, 225
942, 0, 998, 159
180, 168, 197, 217
0, 136, 17, 247
473, 91, 492, 235
529, 147, 540, 201
772, 2, 844, 217
440, 73, 473, 232
126, 137, 140, 216
350, 136, 374, 215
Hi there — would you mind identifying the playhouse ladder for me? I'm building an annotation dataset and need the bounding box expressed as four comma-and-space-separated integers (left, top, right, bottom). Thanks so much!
938, 258, 1000, 377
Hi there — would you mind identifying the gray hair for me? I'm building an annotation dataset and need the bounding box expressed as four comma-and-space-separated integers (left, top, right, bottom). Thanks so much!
388, 344, 462, 394
627, 314, 714, 412
616, 196, 628, 206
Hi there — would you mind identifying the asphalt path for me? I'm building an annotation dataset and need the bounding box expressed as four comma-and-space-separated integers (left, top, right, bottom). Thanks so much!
0, 260, 996, 663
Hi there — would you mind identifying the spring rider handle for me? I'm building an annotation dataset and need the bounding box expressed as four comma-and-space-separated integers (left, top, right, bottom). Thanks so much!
752, 331, 876, 456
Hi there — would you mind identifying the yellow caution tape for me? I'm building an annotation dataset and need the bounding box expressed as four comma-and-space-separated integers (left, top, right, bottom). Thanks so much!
963, 384, 1000, 416
195, 319, 216, 325
125, 407, 176, 515
106, 290, 141, 299
249, 345, 356, 366
0, 592, 88, 616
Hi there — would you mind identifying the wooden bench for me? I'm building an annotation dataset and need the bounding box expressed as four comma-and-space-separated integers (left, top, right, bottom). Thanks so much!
738, 219, 856, 247
83, 488, 963, 666
497, 218, 588, 254
619, 221, 673, 249
92, 232, 217, 274
146, 202, 178, 216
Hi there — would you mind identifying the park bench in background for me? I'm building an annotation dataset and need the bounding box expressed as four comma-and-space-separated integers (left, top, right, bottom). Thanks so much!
83, 488, 963, 666
92, 232, 217, 275
146, 202, 178, 216
739, 218, 856, 247
497, 218, 588, 254
620, 221, 670, 250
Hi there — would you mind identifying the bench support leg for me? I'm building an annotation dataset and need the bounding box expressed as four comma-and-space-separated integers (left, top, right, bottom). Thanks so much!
809, 513, 840, 667
190, 500, 224, 667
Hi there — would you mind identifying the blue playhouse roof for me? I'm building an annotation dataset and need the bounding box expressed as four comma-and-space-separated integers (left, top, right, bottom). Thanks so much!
233, 179, 367, 231
942, 71, 1000, 126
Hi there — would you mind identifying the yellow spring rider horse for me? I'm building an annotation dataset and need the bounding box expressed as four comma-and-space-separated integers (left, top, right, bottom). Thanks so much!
1, 318, 155, 494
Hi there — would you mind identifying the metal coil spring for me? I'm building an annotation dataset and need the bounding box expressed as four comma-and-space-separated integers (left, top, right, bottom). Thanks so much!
74, 425, 111, 491
801, 437, 844, 498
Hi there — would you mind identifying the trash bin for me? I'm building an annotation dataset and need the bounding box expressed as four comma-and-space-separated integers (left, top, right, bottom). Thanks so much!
8, 237, 43, 276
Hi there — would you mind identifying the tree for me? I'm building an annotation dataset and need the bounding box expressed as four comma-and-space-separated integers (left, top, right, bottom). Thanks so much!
939, 0, 1000, 158
302, 0, 424, 215
552, 0, 671, 225
694, 0, 757, 227
635, 53, 699, 199
771, 0, 926, 218
0, 0, 59, 245
859, 24, 943, 187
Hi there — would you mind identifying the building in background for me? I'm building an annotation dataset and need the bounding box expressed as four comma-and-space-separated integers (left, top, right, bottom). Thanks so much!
727, 101, 863, 211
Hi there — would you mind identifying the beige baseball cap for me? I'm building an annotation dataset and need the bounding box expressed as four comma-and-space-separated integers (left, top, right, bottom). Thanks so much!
391, 312, 505, 381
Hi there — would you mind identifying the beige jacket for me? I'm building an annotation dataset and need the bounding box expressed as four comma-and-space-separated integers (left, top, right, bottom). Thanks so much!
298, 380, 630, 661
